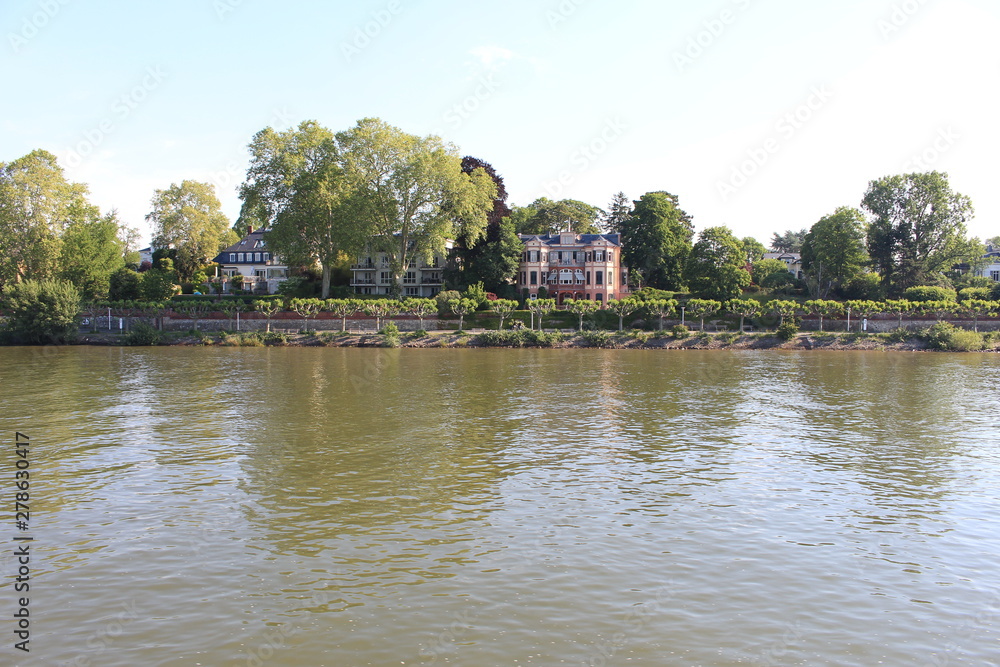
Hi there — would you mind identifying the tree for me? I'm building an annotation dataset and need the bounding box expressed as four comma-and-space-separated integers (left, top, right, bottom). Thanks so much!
883, 299, 914, 331
59, 211, 127, 297
337, 118, 496, 297
863, 171, 978, 294
488, 298, 518, 330
769, 229, 807, 253
618, 191, 694, 291
240, 121, 369, 299
1, 279, 81, 344
404, 298, 437, 330
362, 299, 394, 331
448, 298, 476, 331
602, 192, 632, 234
109, 267, 142, 301
445, 157, 520, 292
527, 298, 556, 330
510, 198, 603, 235
741, 237, 767, 266
726, 298, 760, 332
644, 298, 678, 331
685, 226, 752, 300
767, 300, 799, 328
148, 180, 235, 281
606, 298, 638, 331
142, 265, 179, 301
962, 299, 996, 332
752, 258, 791, 286
685, 299, 720, 331
0, 149, 95, 287
801, 207, 868, 298
566, 298, 599, 331
254, 299, 282, 333
803, 299, 842, 332
291, 298, 323, 331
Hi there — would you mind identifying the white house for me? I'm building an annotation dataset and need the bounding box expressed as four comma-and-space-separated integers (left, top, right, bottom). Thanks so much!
763, 252, 804, 280
350, 238, 451, 298
213, 228, 290, 294
974, 244, 1000, 283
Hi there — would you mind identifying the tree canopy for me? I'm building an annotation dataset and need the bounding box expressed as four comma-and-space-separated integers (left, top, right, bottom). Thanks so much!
618, 191, 694, 291
148, 180, 234, 282
510, 198, 603, 235
685, 226, 751, 300
862, 171, 978, 294
769, 228, 807, 253
800, 206, 868, 298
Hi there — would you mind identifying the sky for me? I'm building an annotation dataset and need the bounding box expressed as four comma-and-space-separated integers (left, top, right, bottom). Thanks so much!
3, 0, 999, 247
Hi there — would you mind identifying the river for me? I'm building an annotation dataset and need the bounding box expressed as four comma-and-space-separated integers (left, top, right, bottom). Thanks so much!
2, 347, 999, 666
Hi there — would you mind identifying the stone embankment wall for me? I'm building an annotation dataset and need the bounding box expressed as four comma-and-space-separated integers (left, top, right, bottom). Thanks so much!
84, 316, 444, 333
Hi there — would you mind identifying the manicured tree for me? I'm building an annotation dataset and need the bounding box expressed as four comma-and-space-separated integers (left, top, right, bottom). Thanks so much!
805, 299, 843, 332
400, 298, 434, 331
177, 300, 211, 332
291, 298, 322, 331
963, 299, 997, 332
80, 300, 103, 333
854, 300, 883, 331
566, 298, 599, 331
232, 299, 250, 331
921, 299, 956, 323
685, 298, 721, 332
218, 299, 238, 331
528, 298, 556, 330
607, 298, 639, 332
489, 298, 519, 330
254, 299, 281, 333
883, 299, 915, 331
644, 298, 679, 331
843, 300, 864, 332
448, 298, 476, 331
726, 298, 761, 333
767, 299, 799, 329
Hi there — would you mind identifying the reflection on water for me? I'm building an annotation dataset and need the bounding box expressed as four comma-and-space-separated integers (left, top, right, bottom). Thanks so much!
2, 347, 999, 666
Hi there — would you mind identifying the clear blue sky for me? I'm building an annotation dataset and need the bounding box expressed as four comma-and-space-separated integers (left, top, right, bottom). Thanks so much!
3, 0, 998, 246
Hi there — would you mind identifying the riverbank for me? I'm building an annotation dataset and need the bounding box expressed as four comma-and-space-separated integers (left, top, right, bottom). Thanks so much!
68, 328, 1000, 352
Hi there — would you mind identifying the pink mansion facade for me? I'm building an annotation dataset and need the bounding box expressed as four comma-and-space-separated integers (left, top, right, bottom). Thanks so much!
518, 232, 629, 304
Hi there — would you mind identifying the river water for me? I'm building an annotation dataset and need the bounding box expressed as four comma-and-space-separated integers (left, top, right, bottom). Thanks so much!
2, 347, 999, 666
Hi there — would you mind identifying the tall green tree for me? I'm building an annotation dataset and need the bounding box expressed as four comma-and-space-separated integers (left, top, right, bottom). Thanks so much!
337, 118, 496, 297
685, 226, 751, 300
510, 198, 603, 235
862, 171, 978, 294
445, 157, 521, 292
239, 121, 365, 299
741, 237, 767, 265
769, 229, 807, 253
800, 206, 868, 298
602, 191, 632, 234
148, 180, 235, 281
59, 211, 127, 298
0, 149, 94, 286
618, 191, 694, 291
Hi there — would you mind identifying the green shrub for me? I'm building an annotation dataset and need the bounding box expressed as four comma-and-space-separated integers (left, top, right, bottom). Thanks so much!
220, 332, 265, 347
380, 322, 400, 336
411, 329, 428, 337
921, 322, 985, 351
122, 321, 161, 346
476, 330, 525, 347
958, 287, 992, 302
904, 286, 957, 303
436, 290, 461, 317
581, 330, 613, 348
672, 324, 690, 339
717, 332, 739, 344
262, 331, 288, 346
1, 279, 81, 344
776, 319, 799, 341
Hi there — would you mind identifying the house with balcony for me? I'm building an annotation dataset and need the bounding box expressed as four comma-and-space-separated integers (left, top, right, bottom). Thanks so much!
350, 239, 451, 297
213, 228, 290, 294
517, 232, 629, 305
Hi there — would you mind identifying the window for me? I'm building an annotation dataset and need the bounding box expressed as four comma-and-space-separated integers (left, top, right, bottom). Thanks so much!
229, 253, 235, 262
992, 271, 1000, 282
238, 253, 245, 262
586, 271, 591, 285
530, 271, 538, 285
254, 253, 262, 262
404, 272, 417, 284
405, 287, 419, 296
608, 272, 613, 286
264, 253, 270, 262
380, 272, 391, 284
596, 293, 604, 303
596, 252, 604, 262
608, 251, 613, 262
596, 271, 603, 285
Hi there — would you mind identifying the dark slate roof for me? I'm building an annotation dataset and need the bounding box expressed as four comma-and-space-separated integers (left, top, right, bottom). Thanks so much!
519, 233, 622, 247
214, 230, 269, 264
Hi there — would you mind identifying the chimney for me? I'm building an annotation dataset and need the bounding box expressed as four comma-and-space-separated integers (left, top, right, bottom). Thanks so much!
247, 226, 253, 235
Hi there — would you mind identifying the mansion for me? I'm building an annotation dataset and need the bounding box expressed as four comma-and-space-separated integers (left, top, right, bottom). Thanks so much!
518, 232, 629, 304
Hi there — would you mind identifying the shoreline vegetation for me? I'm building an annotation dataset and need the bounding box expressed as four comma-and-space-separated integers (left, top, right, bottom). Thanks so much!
69, 325, 999, 353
